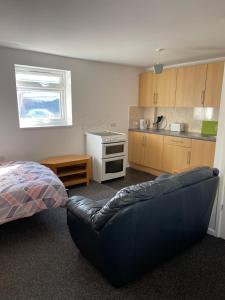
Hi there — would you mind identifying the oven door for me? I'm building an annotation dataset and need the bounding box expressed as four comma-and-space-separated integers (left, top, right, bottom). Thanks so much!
102, 142, 126, 158
102, 156, 126, 181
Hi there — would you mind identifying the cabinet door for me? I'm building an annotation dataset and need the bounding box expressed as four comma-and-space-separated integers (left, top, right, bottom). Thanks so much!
162, 141, 191, 173
176, 64, 207, 107
144, 134, 163, 169
190, 139, 215, 168
162, 143, 174, 173
128, 131, 145, 165
204, 62, 224, 108
173, 147, 192, 173
156, 68, 177, 107
139, 72, 156, 107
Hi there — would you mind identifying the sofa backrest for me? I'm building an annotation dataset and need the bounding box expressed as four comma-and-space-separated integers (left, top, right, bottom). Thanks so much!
99, 174, 219, 286
91, 167, 219, 230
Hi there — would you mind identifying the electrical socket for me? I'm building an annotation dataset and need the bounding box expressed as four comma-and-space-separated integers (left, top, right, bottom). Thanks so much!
0, 156, 4, 161
110, 122, 117, 128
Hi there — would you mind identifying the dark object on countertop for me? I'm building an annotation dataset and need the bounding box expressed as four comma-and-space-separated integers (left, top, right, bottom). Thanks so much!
67, 167, 219, 287
153, 115, 164, 130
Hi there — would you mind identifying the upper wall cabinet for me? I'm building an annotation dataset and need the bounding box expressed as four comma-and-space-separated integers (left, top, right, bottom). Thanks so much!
204, 62, 224, 107
139, 61, 224, 108
175, 64, 208, 107
139, 69, 177, 107
139, 72, 156, 107
156, 68, 177, 107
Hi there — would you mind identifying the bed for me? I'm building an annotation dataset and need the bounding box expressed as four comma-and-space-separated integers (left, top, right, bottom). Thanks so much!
0, 161, 68, 225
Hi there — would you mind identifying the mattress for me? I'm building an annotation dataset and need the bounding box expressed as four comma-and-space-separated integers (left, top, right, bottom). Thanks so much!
0, 161, 68, 225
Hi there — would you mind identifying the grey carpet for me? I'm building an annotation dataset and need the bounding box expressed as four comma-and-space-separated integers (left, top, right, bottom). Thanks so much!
103, 167, 156, 190
69, 181, 116, 200
1, 168, 225, 300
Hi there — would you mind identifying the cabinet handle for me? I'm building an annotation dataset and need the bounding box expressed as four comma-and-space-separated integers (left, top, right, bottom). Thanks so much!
153, 93, 156, 104
155, 92, 158, 104
171, 139, 183, 143
187, 151, 191, 164
201, 90, 205, 105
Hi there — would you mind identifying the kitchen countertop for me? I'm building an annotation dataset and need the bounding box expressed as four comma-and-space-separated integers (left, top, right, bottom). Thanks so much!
128, 128, 216, 142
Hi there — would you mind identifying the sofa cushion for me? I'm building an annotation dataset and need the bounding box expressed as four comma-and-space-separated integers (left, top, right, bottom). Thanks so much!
92, 177, 182, 230
91, 167, 218, 230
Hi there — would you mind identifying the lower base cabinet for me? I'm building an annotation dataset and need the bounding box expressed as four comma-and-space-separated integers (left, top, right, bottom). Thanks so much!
190, 139, 216, 169
144, 134, 163, 170
162, 143, 192, 173
128, 131, 146, 166
128, 131, 215, 174
128, 131, 163, 170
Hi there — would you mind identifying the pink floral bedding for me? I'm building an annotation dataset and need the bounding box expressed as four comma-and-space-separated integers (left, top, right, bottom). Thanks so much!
0, 161, 68, 225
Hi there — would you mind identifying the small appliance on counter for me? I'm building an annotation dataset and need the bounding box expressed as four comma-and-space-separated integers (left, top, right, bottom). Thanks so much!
170, 123, 185, 132
139, 119, 150, 130
153, 115, 165, 130
201, 121, 218, 136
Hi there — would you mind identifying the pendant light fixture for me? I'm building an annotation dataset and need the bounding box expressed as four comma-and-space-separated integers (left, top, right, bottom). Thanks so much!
153, 49, 164, 74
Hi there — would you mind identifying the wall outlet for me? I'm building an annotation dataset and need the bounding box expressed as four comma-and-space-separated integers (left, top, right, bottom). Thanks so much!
0, 155, 4, 161
110, 122, 117, 128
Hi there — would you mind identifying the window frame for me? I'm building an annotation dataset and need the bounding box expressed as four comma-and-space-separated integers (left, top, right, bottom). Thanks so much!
15, 64, 73, 128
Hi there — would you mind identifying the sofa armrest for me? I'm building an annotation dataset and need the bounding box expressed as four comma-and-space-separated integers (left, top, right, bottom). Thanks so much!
67, 195, 105, 225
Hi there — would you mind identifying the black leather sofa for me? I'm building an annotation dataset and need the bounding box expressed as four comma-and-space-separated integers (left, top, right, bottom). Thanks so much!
67, 167, 219, 287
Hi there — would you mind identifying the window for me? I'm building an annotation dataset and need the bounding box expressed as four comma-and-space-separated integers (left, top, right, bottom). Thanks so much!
15, 64, 72, 128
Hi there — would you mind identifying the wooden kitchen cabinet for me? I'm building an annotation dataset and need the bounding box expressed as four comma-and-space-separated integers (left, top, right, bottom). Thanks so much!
139, 69, 177, 107
176, 64, 207, 107
139, 72, 156, 107
162, 136, 192, 173
155, 68, 177, 107
144, 134, 164, 169
128, 131, 163, 170
139, 62, 223, 108
204, 62, 224, 107
190, 139, 215, 168
128, 131, 146, 165
129, 131, 216, 175
162, 136, 215, 173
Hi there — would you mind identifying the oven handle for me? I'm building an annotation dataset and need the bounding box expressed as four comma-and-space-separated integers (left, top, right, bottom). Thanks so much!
103, 155, 126, 162
102, 140, 126, 144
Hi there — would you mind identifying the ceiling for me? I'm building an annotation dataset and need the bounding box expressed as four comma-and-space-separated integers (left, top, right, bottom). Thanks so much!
1, 0, 225, 67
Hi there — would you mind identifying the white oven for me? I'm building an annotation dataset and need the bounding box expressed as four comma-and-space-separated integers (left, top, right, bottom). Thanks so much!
86, 130, 127, 182
102, 141, 126, 159
102, 156, 126, 181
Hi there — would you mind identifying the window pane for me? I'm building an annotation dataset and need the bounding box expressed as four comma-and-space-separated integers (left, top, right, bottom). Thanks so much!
16, 72, 63, 88
19, 91, 62, 120
15, 64, 72, 128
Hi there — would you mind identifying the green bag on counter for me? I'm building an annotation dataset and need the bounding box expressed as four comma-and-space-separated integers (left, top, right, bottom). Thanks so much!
201, 121, 218, 136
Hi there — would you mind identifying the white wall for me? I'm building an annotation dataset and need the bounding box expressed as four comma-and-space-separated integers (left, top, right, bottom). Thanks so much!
0, 47, 140, 161
213, 63, 225, 238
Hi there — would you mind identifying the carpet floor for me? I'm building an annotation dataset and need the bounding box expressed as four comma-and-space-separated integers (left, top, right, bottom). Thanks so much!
1, 168, 225, 300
